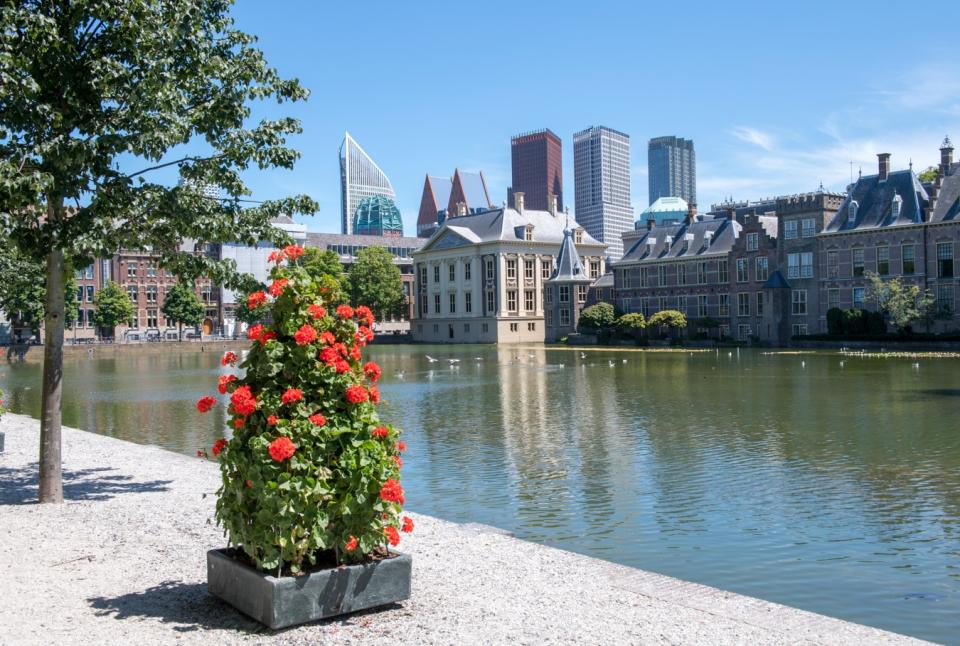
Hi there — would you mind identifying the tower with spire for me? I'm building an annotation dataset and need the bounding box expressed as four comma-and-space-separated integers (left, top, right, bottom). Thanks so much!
544, 217, 595, 341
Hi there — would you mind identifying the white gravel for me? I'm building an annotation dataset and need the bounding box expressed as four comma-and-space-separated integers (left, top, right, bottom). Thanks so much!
0, 413, 931, 645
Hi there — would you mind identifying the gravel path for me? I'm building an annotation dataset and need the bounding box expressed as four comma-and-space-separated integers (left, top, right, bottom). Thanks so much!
0, 413, 931, 645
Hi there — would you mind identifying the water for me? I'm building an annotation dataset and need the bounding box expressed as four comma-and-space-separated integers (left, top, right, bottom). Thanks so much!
2, 345, 959, 644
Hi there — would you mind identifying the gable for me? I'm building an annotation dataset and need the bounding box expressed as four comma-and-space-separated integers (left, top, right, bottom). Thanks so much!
425, 230, 473, 251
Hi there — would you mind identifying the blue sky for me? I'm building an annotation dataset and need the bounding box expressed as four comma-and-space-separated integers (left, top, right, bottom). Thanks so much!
218, 0, 960, 233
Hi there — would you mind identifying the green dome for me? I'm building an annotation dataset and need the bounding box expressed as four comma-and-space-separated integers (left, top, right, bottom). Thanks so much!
353, 195, 404, 236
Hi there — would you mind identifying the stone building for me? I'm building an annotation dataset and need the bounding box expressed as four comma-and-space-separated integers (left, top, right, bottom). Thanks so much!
411, 193, 606, 343
544, 225, 596, 341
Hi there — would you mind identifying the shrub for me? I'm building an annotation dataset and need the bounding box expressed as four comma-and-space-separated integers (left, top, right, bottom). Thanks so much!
615, 313, 646, 340
648, 309, 688, 332
198, 245, 411, 574
578, 302, 616, 333
826, 307, 844, 335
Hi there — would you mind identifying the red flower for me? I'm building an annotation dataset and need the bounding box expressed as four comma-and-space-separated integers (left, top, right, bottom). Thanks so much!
196, 396, 217, 413
396, 441, 407, 453
268, 278, 288, 297
319, 331, 336, 345
259, 330, 277, 346
230, 385, 257, 416
307, 304, 327, 319
358, 326, 375, 343
268, 436, 296, 462
319, 347, 339, 367
393, 455, 403, 469
309, 413, 326, 426
355, 305, 375, 326
379, 478, 405, 504
335, 359, 351, 374
369, 385, 380, 404
345, 385, 368, 405
221, 351, 238, 366
385, 526, 400, 547
336, 304, 354, 319
232, 417, 245, 429
283, 244, 304, 260
211, 437, 228, 457
363, 362, 382, 382
333, 342, 349, 357
267, 249, 285, 264
401, 516, 414, 533
245, 479, 253, 488
372, 426, 389, 438
281, 388, 303, 405
196, 449, 207, 458
217, 374, 237, 395
345, 536, 358, 552
294, 324, 318, 346
247, 291, 267, 310
350, 344, 362, 361
247, 324, 264, 341
267, 415, 278, 426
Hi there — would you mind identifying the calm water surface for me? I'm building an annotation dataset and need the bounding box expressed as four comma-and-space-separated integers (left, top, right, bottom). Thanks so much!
2, 346, 959, 644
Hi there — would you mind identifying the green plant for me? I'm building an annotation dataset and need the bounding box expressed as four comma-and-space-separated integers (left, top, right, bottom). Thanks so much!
346, 246, 404, 320
199, 245, 410, 573
578, 302, 616, 332
865, 271, 935, 332
0, 242, 77, 333
93, 281, 136, 337
162, 282, 205, 340
826, 307, 844, 335
648, 309, 688, 333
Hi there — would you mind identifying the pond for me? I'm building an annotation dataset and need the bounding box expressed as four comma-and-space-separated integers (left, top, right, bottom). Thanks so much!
2, 345, 959, 643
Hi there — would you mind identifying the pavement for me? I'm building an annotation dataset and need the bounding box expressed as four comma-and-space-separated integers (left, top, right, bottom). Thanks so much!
0, 413, 933, 645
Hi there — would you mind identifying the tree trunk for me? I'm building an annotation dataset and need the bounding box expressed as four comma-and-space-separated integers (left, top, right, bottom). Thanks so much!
179, 322, 183, 342
39, 241, 66, 503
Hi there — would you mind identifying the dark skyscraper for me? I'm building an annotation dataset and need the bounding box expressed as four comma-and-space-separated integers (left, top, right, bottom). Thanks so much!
648, 136, 696, 206
509, 129, 563, 212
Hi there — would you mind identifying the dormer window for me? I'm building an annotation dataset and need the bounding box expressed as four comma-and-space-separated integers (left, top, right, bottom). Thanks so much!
891, 193, 902, 219
849, 200, 859, 221
575, 229, 583, 244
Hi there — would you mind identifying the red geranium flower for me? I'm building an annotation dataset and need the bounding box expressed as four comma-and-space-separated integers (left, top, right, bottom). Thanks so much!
393, 455, 403, 469
283, 244, 304, 260
333, 342, 349, 357
319, 347, 339, 367
196, 449, 207, 458
385, 526, 400, 547
355, 305, 375, 326
359, 326, 375, 342
245, 479, 253, 488
309, 413, 326, 426
379, 478, 404, 504
363, 362, 381, 382
401, 516, 414, 533
372, 426, 389, 438
259, 330, 277, 346
246, 324, 264, 341
221, 351, 238, 366
345, 385, 368, 405
267, 249, 285, 264
369, 385, 380, 404
336, 304, 354, 319
247, 291, 267, 310
307, 304, 326, 319
268, 278, 288, 297
268, 436, 296, 462
350, 344, 362, 361
294, 324, 318, 346
217, 374, 237, 394
267, 415, 278, 426
396, 440, 407, 453
281, 388, 303, 405
335, 359, 351, 374
345, 535, 358, 552
196, 396, 216, 413
319, 331, 336, 345
232, 418, 245, 429
230, 385, 257, 416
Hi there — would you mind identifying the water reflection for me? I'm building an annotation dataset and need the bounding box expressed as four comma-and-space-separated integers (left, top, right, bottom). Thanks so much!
1, 347, 959, 643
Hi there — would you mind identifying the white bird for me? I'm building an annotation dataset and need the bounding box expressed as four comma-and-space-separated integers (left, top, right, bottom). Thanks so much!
425, 355, 438, 363
396, 371, 405, 379
580, 352, 587, 359
728, 351, 733, 357
448, 358, 460, 364
608, 360, 616, 367
801, 361, 806, 368
622, 358, 627, 363
474, 357, 483, 361
913, 362, 920, 369
839, 361, 845, 368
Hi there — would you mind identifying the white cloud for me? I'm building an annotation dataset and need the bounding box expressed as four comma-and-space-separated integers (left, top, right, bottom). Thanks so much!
730, 126, 775, 151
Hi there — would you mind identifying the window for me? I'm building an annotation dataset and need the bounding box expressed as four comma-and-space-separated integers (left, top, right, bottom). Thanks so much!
678, 264, 687, 285
828, 288, 840, 310
738, 324, 751, 340
738, 292, 751, 317
486, 291, 495, 313
853, 287, 865, 308
464, 262, 471, 281
146, 263, 157, 278
465, 292, 472, 313
524, 259, 534, 279
449, 293, 456, 314
853, 248, 865, 277
146, 285, 157, 303
507, 290, 517, 312
524, 290, 535, 312
801, 218, 815, 238
784, 220, 798, 239
658, 265, 667, 286
937, 283, 955, 314
486, 260, 495, 280
718, 261, 728, 283
76, 287, 83, 302
827, 251, 839, 278
434, 294, 441, 314
937, 242, 954, 278
756, 257, 769, 282
902, 244, 916, 275
575, 230, 583, 244
541, 260, 551, 279
640, 267, 650, 287
736, 258, 748, 282
128, 313, 139, 329
792, 324, 808, 336
756, 292, 764, 317
510, 323, 518, 332
590, 261, 600, 279
791, 290, 807, 315
86, 264, 94, 279
419, 265, 427, 286
482, 323, 489, 333
746, 232, 759, 251
86, 285, 96, 302
419, 295, 427, 316
560, 308, 570, 326
877, 246, 890, 276
527, 322, 535, 332
506, 259, 517, 279
577, 285, 587, 303
698, 295, 708, 318
559, 285, 570, 303
147, 309, 158, 328
788, 252, 813, 279
433, 265, 440, 283
524, 227, 533, 241
126, 261, 138, 278
126, 285, 138, 302
545, 288, 553, 304
720, 324, 730, 338
718, 293, 730, 317
697, 262, 707, 285
449, 264, 455, 282
546, 310, 553, 326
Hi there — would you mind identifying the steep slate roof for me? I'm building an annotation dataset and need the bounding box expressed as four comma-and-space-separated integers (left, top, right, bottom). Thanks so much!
457, 171, 492, 211
824, 170, 929, 232
931, 162, 960, 223
616, 217, 740, 265
416, 175, 453, 229
547, 227, 589, 282
418, 207, 605, 251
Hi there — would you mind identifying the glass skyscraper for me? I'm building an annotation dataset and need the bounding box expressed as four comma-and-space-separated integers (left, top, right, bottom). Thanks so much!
573, 126, 633, 260
339, 132, 397, 235
647, 135, 696, 206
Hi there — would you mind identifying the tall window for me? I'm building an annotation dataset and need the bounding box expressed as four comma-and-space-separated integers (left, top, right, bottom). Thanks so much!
434, 293, 440, 314
126, 285, 138, 302
827, 250, 839, 278
678, 264, 687, 285
449, 264, 455, 282
755, 257, 769, 282
559, 285, 570, 303
801, 218, 815, 238
146, 262, 157, 278
419, 294, 427, 316
433, 265, 440, 283
127, 261, 138, 278
560, 308, 570, 326
697, 295, 708, 318
577, 285, 587, 303
147, 309, 158, 328
877, 246, 890, 276
738, 292, 750, 317
756, 292, 764, 317
575, 230, 583, 244
937, 242, 954, 277
541, 260, 551, 279
828, 288, 840, 310
791, 290, 807, 315
784, 220, 798, 239
524, 259, 534, 279
506, 259, 517, 279
465, 292, 472, 313
937, 283, 955, 314
507, 290, 518, 311
524, 227, 533, 241
449, 292, 456, 314
902, 244, 916, 275
746, 232, 759, 251
738, 324, 751, 340
853, 248, 865, 277
736, 258, 748, 282
486, 260, 494, 280
590, 261, 600, 279
464, 262, 471, 281
524, 290, 535, 312
486, 291, 495, 313
852, 287, 865, 308
718, 293, 730, 317
718, 261, 728, 283
146, 285, 157, 303
697, 262, 707, 285
85, 286, 95, 302
658, 265, 667, 286
640, 267, 649, 287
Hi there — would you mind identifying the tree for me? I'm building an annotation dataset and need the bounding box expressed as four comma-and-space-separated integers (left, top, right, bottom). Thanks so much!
93, 281, 135, 338
162, 281, 204, 340
648, 310, 688, 335
346, 246, 404, 320
615, 313, 646, 340
296, 247, 345, 287
865, 271, 934, 333
1, 1, 315, 502
917, 166, 939, 184
0, 242, 77, 338
578, 302, 616, 332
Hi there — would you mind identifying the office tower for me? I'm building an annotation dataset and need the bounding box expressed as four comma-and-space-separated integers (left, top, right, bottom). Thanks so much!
573, 126, 633, 259
648, 135, 696, 205
339, 132, 396, 235
509, 129, 563, 212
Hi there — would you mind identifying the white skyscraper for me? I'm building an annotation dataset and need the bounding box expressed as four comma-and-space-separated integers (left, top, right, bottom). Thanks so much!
339, 132, 396, 235
573, 126, 633, 260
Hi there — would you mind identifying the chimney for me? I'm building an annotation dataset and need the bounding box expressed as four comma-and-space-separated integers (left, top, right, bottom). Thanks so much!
878, 153, 891, 181
457, 201, 467, 217
646, 218, 656, 231
941, 136, 954, 176
726, 207, 737, 221
547, 193, 558, 216
514, 191, 525, 213
685, 201, 697, 224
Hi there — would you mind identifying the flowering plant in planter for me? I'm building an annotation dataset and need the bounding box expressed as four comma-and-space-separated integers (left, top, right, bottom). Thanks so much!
197, 245, 412, 574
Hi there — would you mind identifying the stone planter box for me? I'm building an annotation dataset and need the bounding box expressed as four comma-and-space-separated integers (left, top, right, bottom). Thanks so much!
207, 548, 411, 629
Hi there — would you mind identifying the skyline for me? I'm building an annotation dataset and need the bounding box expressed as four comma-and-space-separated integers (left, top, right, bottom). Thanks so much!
150, 1, 960, 234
